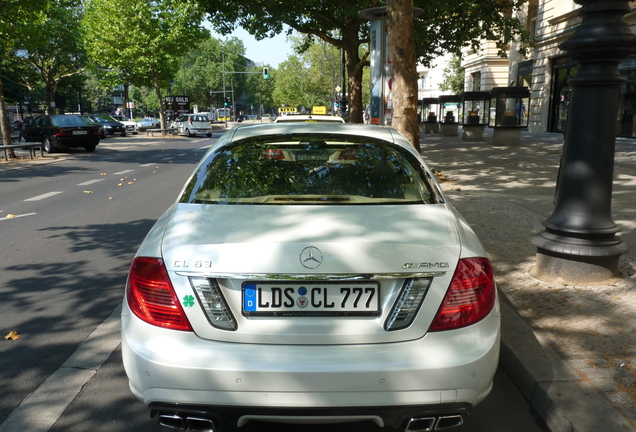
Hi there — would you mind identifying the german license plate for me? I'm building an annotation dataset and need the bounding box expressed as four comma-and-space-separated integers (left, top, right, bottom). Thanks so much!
73, 130, 87, 135
242, 282, 380, 317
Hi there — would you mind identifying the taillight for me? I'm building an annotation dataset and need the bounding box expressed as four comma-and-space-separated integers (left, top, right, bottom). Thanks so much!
54, 129, 70, 137
126, 257, 193, 331
429, 257, 496, 332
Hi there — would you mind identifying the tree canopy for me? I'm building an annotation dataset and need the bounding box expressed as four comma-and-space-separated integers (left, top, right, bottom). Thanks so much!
201, 0, 531, 133
82, 0, 208, 127
0, 0, 50, 151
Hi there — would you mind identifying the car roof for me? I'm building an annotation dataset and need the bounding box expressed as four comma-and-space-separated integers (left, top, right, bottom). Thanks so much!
226, 122, 408, 147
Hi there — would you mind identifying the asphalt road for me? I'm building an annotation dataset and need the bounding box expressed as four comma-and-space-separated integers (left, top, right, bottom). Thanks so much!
0, 130, 548, 432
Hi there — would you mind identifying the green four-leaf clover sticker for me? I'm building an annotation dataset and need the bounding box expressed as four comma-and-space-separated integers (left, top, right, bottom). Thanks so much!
182, 295, 195, 308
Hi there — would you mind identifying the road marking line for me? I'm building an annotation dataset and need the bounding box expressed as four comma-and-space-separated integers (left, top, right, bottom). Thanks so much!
0, 213, 37, 221
139, 163, 155, 167
77, 179, 105, 186
112, 169, 134, 175
0, 305, 122, 432
24, 192, 64, 201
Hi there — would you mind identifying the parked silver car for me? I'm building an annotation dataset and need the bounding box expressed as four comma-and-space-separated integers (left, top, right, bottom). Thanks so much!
135, 117, 161, 132
170, 114, 212, 137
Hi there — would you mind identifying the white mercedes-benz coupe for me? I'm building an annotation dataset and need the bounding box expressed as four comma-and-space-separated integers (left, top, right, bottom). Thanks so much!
121, 123, 500, 432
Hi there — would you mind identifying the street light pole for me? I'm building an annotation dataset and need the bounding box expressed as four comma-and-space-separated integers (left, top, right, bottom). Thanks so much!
531, 0, 635, 284
340, 48, 347, 119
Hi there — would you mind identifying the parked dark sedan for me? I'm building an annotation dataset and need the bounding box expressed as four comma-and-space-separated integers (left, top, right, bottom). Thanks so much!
88, 114, 127, 138
21, 115, 101, 153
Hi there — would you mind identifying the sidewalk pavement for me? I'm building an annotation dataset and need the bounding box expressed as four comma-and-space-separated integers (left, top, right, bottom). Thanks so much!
420, 128, 636, 432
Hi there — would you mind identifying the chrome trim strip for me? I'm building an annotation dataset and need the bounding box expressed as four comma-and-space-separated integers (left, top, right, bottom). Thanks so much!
173, 272, 446, 280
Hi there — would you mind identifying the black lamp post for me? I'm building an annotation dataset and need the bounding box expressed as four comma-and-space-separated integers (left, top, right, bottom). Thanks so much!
531, 0, 635, 283
339, 49, 347, 118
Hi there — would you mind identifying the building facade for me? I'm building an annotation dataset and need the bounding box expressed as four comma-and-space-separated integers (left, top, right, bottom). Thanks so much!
416, 52, 454, 121
463, 0, 636, 136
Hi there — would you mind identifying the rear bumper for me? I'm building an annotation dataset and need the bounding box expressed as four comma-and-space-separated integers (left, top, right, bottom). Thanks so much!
122, 302, 500, 421
52, 137, 100, 149
188, 128, 212, 135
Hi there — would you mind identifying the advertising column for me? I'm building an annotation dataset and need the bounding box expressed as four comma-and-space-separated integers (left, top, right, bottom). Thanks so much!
365, 9, 391, 126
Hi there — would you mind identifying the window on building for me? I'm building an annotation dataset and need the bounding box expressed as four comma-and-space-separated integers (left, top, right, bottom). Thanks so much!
527, 0, 539, 37
419, 74, 427, 90
471, 72, 481, 91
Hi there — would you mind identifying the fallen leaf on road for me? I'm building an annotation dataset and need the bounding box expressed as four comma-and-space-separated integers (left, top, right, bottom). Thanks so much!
117, 183, 123, 186
83, 191, 93, 194
100, 173, 107, 176
152, 171, 157, 174
128, 182, 134, 185
5, 214, 16, 218
4, 331, 20, 340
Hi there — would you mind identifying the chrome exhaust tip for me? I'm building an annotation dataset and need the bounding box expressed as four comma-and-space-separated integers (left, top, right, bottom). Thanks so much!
186, 416, 215, 432
405, 417, 436, 432
158, 413, 187, 430
435, 414, 464, 430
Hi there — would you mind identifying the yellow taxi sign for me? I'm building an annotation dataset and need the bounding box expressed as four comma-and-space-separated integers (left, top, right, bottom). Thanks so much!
278, 107, 298, 114
312, 106, 327, 115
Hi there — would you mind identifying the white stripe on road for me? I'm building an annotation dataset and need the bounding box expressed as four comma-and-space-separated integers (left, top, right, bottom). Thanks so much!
77, 179, 105, 186
0, 304, 122, 432
112, 170, 134, 175
24, 192, 64, 202
0, 213, 37, 221
139, 163, 155, 167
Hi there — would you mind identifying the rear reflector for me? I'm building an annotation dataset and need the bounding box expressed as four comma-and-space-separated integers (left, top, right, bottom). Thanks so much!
429, 257, 496, 332
126, 257, 193, 331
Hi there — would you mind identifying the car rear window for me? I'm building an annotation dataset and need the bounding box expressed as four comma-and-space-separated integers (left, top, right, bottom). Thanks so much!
51, 115, 93, 127
92, 115, 116, 122
179, 134, 442, 205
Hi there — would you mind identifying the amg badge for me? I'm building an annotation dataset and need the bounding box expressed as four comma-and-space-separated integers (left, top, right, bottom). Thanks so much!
402, 262, 450, 269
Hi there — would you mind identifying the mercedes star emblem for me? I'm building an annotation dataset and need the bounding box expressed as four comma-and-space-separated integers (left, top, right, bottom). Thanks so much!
300, 246, 323, 269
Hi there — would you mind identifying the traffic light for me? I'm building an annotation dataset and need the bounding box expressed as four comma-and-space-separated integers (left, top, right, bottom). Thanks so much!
224, 96, 230, 107
263, 67, 269, 79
